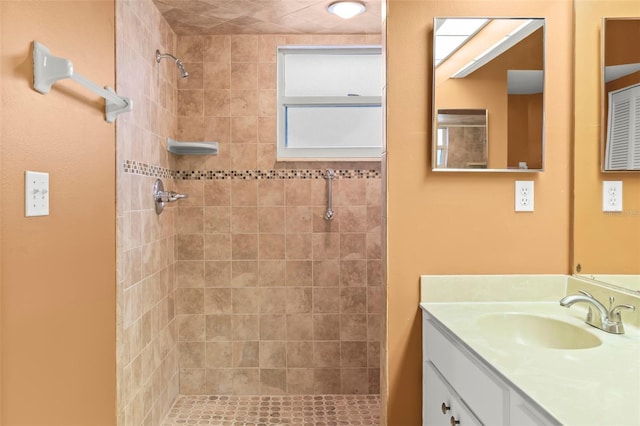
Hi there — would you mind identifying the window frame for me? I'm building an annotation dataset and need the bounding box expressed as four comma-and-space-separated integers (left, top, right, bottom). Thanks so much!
276, 45, 383, 161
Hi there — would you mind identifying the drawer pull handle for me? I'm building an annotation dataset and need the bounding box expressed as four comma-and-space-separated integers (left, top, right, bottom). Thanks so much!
450, 416, 460, 425
441, 402, 450, 414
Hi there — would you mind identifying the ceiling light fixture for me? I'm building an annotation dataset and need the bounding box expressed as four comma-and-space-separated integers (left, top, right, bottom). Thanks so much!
327, 1, 366, 19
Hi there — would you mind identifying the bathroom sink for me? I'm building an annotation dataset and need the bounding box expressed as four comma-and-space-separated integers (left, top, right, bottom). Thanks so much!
476, 313, 602, 349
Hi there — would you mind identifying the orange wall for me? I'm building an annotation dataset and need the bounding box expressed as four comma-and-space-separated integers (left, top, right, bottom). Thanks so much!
1, 1, 116, 424
386, 1, 572, 424
573, 1, 640, 274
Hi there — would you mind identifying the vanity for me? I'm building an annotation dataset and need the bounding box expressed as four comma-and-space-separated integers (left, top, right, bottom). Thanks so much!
420, 275, 640, 426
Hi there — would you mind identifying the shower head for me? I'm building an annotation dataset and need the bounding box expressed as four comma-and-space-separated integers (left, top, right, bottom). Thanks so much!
155, 49, 189, 78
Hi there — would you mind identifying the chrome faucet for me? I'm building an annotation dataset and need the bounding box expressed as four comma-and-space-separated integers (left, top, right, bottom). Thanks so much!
559, 290, 635, 334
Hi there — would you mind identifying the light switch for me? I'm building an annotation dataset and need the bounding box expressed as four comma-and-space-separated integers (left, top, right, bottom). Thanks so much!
25, 171, 49, 217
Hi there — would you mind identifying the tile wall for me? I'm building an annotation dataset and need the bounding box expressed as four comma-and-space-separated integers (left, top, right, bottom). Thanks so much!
116, 0, 180, 424
172, 33, 384, 395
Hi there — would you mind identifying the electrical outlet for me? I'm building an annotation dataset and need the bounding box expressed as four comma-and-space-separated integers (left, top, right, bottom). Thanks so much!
602, 181, 623, 212
515, 181, 534, 212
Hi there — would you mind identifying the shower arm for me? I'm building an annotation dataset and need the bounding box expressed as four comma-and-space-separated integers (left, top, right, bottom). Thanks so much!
155, 50, 180, 64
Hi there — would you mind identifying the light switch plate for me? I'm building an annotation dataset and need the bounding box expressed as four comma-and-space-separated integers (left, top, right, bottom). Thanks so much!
602, 181, 623, 212
25, 171, 49, 217
515, 181, 534, 212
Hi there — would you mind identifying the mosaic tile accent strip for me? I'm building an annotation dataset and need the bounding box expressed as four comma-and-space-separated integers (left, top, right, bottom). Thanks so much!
162, 394, 380, 426
123, 160, 173, 179
123, 160, 381, 180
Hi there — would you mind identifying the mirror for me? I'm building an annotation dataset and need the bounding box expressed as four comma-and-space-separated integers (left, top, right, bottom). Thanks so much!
602, 18, 640, 171
432, 18, 545, 171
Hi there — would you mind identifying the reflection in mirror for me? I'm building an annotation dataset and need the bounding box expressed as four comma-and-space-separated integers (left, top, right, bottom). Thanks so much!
602, 18, 640, 171
435, 109, 488, 168
432, 18, 545, 171
576, 274, 640, 295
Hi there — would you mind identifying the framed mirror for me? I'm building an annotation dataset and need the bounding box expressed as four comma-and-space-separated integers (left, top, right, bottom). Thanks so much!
602, 17, 640, 172
432, 17, 545, 172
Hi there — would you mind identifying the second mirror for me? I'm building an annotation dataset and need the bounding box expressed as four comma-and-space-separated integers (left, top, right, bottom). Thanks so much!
432, 17, 545, 171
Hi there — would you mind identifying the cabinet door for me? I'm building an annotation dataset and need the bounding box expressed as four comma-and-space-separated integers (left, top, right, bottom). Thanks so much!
424, 361, 482, 426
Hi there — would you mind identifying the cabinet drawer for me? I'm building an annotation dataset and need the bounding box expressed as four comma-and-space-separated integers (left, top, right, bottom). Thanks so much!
424, 314, 507, 425
424, 361, 482, 426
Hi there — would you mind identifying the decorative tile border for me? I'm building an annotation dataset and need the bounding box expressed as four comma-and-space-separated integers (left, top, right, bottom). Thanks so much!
123, 160, 381, 180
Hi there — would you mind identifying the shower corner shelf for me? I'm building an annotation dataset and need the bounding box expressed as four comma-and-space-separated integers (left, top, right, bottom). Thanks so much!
32, 41, 132, 123
167, 138, 219, 156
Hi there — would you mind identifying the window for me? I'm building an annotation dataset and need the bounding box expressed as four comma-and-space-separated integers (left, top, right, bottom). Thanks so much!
277, 46, 382, 160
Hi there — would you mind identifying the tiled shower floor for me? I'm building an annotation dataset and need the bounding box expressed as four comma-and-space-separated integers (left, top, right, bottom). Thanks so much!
162, 394, 380, 425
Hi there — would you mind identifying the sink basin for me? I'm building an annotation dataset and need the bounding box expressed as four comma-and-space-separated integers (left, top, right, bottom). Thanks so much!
477, 313, 602, 349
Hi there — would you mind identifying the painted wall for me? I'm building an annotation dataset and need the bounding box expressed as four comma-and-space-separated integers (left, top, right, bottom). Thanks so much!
573, 0, 640, 274
1, 1, 116, 424
385, 1, 573, 424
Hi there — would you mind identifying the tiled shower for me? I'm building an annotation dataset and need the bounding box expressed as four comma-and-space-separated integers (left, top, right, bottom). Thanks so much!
115, 0, 383, 424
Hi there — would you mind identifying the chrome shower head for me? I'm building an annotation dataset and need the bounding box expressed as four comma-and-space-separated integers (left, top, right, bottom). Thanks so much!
176, 60, 189, 78
155, 49, 189, 79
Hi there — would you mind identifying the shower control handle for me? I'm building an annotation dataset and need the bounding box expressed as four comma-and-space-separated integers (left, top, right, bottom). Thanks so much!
153, 179, 187, 214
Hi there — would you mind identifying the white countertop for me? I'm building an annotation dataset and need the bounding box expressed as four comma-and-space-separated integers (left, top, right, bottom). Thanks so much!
420, 275, 640, 426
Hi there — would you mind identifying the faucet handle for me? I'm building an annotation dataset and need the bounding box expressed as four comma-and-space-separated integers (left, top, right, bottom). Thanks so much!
610, 304, 636, 322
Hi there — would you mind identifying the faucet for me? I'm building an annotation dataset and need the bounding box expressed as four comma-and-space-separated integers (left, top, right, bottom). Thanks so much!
559, 290, 635, 334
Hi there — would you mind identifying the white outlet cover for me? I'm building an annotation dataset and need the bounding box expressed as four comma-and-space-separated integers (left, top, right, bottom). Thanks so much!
25, 171, 49, 217
515, 180, 534, 212
602, 181, 623, 212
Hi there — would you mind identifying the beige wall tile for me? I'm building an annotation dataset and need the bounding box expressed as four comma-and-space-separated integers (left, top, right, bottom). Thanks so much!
232, 288, 260, 313
204, 206, 231, 233
206, 314, 232, 341
177, 235, 204, 260
204, 62, 231, 90
233, 341, 259, 367
260, 369, 286, 394
340, 287, 367, 313
257, 234, 284, 260
177, 288, 204, 314
204, 180, 231, 206
179, 342, 205, 368
340, 233, 366, 260
205, 261, 232, 287
177, 90, 204, 116
313, 287, 340, 314
286, 368, 314, 394
314, 314, 340, 341
230, 90, 258, 116
204, 288, 232, 314
286, 342, 313, 368
230, 63, 257, 90
340, 314, 367, 341
231, 35, 258, 62
204, 35, 230, 63
258, 260, 285, 286
205, 234, 232, 260
285, 314, 313, 340
232, 369, 260, 394
312, 233, 340, 260
231, 117, 258, 144
313, 342, 340, 368
206, 342, 233, 368
178, 315, 205, 341
233, 314, 260, 341
179, 369, 206, 394
313, 260, 340, 287
176, 261, 205, 288
178, 36, 204, 62
285, 287, 312, 314
285, 234, 312, 260
259, 341, 286, 368
259, 314, 286, 340
340, 368, 368, 394
231, 207, 258, 233
313, 369, 340, 394
231, 260, 258, 287
206, 369, 233, 394
341, 342, 367, 367
204, 90, 231, 117
285, 261, 312, 287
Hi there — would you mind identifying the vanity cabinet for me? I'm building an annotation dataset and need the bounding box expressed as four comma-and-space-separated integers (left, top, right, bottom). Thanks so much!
422, 310, 559, 426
